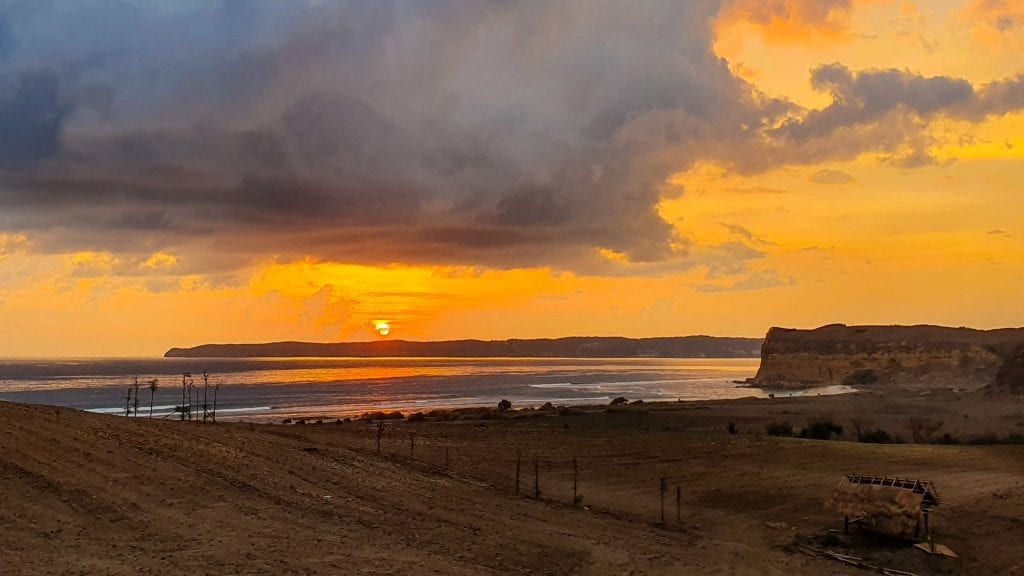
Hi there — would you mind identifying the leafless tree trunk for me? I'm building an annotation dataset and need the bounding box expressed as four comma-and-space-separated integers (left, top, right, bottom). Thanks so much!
148, 379, 159, 418
212, 384, 219, 423
132, 377, 140, 417
202, 371, 209, 423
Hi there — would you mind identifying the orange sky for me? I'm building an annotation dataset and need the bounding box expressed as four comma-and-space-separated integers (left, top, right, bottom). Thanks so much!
1, 0, 1023, 356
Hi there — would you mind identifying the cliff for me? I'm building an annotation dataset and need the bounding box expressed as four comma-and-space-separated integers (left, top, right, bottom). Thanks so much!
751, 324, 1024, 391
165, 336, 763, 359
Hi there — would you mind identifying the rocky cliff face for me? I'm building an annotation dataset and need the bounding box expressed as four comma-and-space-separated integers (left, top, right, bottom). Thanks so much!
751, 324, 1024, 391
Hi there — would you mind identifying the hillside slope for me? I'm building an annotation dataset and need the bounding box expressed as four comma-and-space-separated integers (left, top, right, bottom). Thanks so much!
2, 401, 1022, 574
0, 402, 791, 575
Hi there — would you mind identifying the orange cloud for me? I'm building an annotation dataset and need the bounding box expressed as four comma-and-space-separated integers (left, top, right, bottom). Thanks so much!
964, 0, 1024, 43
718, 0, 861, 43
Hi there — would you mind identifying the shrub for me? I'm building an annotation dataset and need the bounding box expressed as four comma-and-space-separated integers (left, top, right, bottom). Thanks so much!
766, 421, 794, 437
966, 432, 1024, 445
609, 396, 628, 406
497, 399, 512, 411
282, 418, 293, 424
360, 410, 405, 421
859, 428, 894, 444
800, 418, 844, 440
933, 432, 961, 445
851, 418, 870, 441
726, 421, 738, 435
909, 417, 944, 443
968, 433, 1001, 445
406, 412, 425, 422
426, 409, 452, 421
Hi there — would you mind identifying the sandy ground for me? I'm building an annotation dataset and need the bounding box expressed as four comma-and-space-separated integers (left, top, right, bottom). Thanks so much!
1, 391, 1022, 575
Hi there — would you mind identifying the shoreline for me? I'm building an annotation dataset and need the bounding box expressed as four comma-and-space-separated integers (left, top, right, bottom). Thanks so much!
83, 381, 859, 423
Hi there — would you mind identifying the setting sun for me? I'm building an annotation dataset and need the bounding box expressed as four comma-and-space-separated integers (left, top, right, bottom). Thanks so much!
1, 2, 1023, 574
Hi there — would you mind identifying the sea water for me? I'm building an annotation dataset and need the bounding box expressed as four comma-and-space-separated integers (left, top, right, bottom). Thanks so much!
0, 357, 851, 421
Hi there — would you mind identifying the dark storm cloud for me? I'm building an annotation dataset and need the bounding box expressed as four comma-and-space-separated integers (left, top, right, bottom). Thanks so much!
778, 64, 975, 142
750, 64, 1024, 169
0, 72, 68, 165
1, 1, 1024, 276
0, 0, 754, 272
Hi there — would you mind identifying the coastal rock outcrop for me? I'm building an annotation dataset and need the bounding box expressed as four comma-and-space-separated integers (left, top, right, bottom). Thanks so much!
751, 324, 1024, 391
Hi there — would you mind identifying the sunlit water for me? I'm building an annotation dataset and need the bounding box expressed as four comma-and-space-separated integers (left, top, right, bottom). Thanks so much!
0, 357, 852, 421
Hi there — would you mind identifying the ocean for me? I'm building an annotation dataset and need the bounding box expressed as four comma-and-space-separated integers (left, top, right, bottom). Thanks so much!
0, 357, 851, 421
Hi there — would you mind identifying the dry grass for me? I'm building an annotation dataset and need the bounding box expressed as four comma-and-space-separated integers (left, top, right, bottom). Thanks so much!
828, 482, 924, 539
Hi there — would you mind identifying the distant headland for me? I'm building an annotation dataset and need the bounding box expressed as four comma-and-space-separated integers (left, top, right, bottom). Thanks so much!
165, 336, 763, 359
751, 323, 1024, 392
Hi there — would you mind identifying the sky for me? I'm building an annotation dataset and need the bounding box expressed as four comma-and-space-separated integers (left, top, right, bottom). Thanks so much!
1, 0, 1023, 356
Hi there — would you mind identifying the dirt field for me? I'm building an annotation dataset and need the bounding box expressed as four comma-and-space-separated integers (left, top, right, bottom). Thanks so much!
1, 393, 1022, 575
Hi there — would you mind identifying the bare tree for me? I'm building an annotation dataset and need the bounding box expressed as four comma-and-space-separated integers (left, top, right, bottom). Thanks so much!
851, 418, 871, 441
202, 370, 209, 423
132, 376, 141, 417
909, 416, 944, 444
179, 372, 193, 421
148, 379, 159, 418
123, 385, 133, 417
212, 381, 221, 423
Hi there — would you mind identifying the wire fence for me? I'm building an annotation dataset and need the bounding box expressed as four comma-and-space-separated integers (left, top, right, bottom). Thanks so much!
350, 422, 689, 526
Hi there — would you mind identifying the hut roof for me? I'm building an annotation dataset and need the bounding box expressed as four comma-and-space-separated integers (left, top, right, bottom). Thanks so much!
827, 474, 939, 540
842, 474, 940, 508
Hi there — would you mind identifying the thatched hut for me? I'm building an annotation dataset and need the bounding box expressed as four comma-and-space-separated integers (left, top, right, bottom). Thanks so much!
827, 474, 939, 540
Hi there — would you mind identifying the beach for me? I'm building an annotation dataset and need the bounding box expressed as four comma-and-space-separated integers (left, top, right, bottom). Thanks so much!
0, 357, 776, 420
2, 388, 1022, 575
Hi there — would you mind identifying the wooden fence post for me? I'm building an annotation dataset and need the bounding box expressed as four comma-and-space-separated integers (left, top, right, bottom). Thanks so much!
659, 477, 667, 525
676, 485, 681, 523
515, 450, 522, 494
376, 422, 384, 454
534, 458, 540, 499
572, 456, 579, 506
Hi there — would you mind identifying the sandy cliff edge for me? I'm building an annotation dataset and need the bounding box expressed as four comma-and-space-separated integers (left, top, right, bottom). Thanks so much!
750, 324, 1024, 391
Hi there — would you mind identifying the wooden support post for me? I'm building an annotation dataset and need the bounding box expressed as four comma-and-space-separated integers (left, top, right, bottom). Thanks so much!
572, 456, 579, 506
676, 485, 681, 523
659, 477, 667, 525
924, 510, 933, 552
515, 450, 522, 495
534, 458, 540, 499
